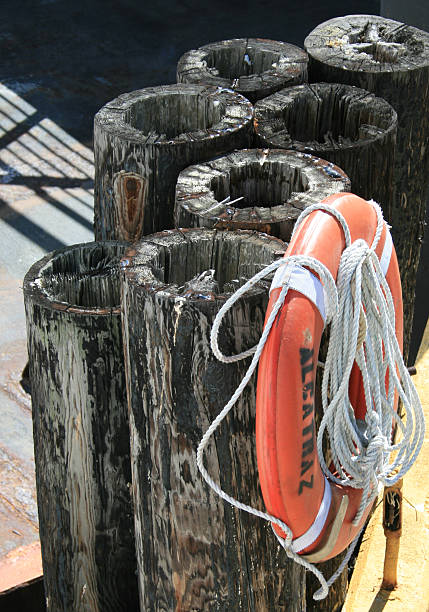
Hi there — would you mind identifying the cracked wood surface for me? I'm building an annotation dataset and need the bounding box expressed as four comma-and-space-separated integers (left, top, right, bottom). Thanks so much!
121, 228, 308, 611
254, 82, 397, 216
175, 148, 350, 241
305, 14, 429, 359
23, 242, 139, 612
177, 38, 308, 103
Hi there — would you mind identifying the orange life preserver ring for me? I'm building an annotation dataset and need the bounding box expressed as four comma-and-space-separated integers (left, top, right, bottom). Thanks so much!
256, 193, 403, 562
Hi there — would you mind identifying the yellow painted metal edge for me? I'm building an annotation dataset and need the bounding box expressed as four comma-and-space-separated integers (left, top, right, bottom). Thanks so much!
343, 320, 429, 612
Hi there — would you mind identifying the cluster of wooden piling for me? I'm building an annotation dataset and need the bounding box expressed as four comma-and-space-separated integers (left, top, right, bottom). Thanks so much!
24, 17, 429, 612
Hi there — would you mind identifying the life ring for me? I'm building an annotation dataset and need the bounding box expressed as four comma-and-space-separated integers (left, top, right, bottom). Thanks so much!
255, 193, 403, 562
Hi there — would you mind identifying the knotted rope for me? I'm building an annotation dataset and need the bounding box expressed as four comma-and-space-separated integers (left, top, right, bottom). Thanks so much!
196, 200, 425, 600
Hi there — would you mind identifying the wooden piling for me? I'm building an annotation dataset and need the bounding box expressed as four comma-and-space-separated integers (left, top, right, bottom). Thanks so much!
24, 242, 138, 612
121, 228, 308, 611
254, 82, 397, 213
94, 84, 253, 242
304, 15, 429, 359
177, 38, 308, 102
174, 148, 350, 241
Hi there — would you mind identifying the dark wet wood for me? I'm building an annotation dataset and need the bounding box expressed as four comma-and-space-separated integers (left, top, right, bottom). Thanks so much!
304, 15, 429, 359
306, 551, 348, 612
94, 83, 253, 242
254, 82, 397, 214
175, 148, 350, 241
177, 38, 308, 102
23, 242, 139, 612
121, 228, 307, 611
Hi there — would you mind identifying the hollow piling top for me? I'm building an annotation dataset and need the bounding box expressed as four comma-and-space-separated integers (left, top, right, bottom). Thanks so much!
122, 228, 286, 303
175, 148, 350, 227
177, 38, 308, 102
94, 83, 253, 147
305, 14, 429, 74
24, 241, 128, 315
254, 83, 397, 153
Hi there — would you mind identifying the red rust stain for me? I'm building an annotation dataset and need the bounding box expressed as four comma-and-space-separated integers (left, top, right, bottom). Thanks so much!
114, 171, 146, 241
214, 219, 272, 234
125, 178, 139, 221
0, 542, 42, 592
172, 571, 186, 612
178, 191, 208, 201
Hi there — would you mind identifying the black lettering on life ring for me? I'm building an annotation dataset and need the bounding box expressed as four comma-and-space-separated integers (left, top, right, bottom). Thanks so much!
303, 403, 312, 419
303, 380, 314, 401
301, 458, 313, 476
302, 419, 315, 457
299, 475, 314, 495
299, 347, 315, 494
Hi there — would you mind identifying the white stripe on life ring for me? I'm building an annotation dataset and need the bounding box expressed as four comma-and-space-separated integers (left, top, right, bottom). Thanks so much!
379, 226, 393, 277
270, 225, 392, 323
270, 264, 327, 323
291, 475, 332, 553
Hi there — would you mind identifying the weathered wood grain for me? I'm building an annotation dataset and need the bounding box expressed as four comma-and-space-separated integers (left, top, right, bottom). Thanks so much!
94, 84, 253, 242
175, 148, 350, 240
254, 82, 397, 214
304, 14, 429, 359
306, 551, 348, 612
24, 242, 139, 612
177, 38, 308, 102
121, 228, 307, 611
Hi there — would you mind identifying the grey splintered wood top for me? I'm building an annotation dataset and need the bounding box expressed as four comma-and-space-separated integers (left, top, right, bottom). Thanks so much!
122, 227, 285, 300
254, 83, 397, 155
174, 149, 350, 240
254, 82, 397, 210
94, 83, 253, 146
304, 14, 429, 74
177, 38, 308, 102
25, 241, 127, 315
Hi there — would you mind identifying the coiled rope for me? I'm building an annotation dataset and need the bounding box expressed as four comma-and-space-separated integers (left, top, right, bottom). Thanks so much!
196, 200, 425, 600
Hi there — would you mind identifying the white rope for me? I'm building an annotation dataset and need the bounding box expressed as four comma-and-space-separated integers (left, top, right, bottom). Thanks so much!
196, 200, 425, 600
